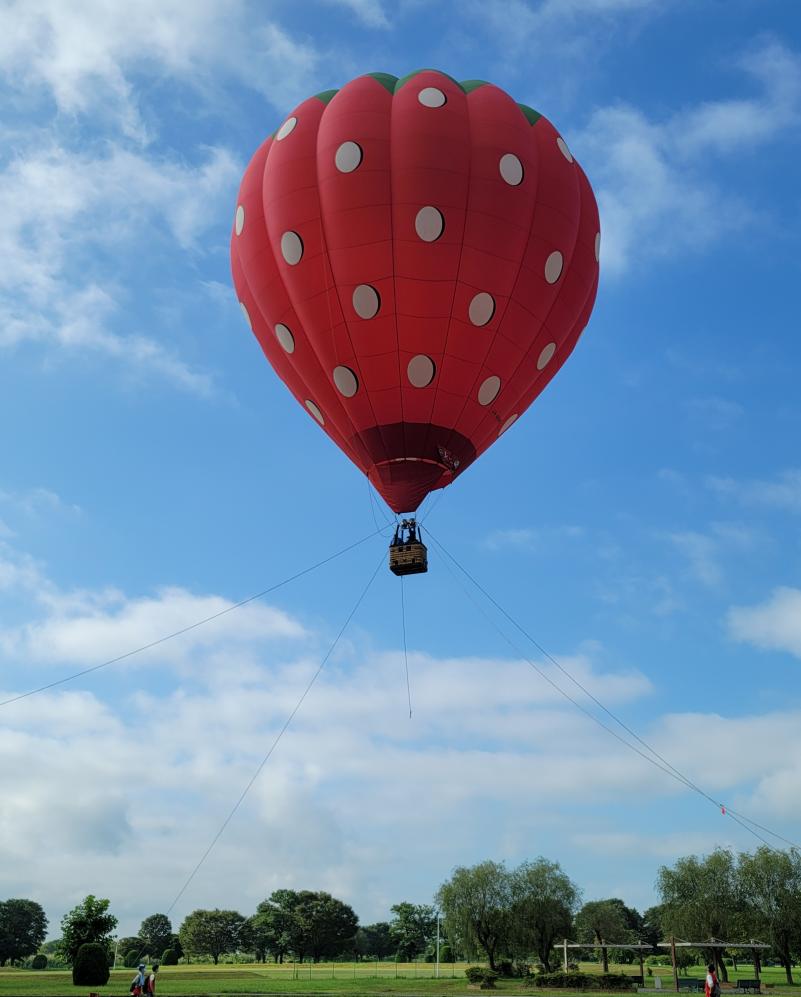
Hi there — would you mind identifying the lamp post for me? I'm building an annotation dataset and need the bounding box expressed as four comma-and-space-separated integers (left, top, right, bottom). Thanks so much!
436, 912, 441, 979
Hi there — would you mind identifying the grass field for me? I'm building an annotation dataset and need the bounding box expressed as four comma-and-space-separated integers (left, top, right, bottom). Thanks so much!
0, 961, 797, 997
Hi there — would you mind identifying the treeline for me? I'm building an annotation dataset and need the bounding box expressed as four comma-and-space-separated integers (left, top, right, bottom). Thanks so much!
3, 847, 800, 984
436, 849, 801, 985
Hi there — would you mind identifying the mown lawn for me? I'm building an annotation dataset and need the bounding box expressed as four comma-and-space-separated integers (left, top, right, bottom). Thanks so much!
1, 960, 797, 997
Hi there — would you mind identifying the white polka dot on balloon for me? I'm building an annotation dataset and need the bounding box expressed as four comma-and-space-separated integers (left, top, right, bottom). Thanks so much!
499, 413, 518, 436
469, 292, 495, 327
537, 342, 556, 370
239, 301, 251, 329
333, 365, 359, 397
478, 375, 501, 406
544, 250, 563, 284
235, 205, 244, 235
415, 206, 444, 242
556, 136, 573, 162
276, 116, 297, 141
305, 399, 325, 425
353, 284, 380, 319
418, 87, 446, 107
595, 231, 601, 263
275, 323, 295, 353
499, 153, 523, 186
407, 354, 435, 388
281, 231, 303, 265
335, 141, 363, 173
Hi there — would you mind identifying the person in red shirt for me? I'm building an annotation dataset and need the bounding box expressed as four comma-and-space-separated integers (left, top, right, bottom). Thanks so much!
143, 964, 159, 995
705, 963, 720, 997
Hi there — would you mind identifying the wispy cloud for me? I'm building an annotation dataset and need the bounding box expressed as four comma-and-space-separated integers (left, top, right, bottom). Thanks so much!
484, 525, 585, 551
0, 141, 238, 393
667, 522, 759, 588
326, 0, 390, 29
580, 39, 801, 274
683, 396, 744, 432
0, 0, 321, 137
0, 486, 82, 520
708, 469, 801, 514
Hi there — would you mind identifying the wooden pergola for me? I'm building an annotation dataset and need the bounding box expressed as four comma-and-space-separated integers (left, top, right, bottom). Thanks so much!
658, 939, 771, 992
560, 941, 655, 980
558, 938, 772, 992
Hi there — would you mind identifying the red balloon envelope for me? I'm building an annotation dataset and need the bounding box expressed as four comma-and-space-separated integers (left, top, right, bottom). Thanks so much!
231, 71, 600, 513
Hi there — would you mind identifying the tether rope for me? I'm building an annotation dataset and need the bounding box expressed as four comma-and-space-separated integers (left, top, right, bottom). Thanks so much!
428, 529, 801, 853
0, 529, 382, 709
165, 550, 385, 914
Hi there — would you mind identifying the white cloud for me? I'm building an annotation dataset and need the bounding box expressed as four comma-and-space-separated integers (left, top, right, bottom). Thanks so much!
669, 531, 722, 587
571, 830, 732, 858
683, 396, 744, 431
0, 0, 321, 136
0, 486, 82, 520
0, 585, 305, 673
667, 522, 759, 588
0, 141, 238, 393
708, 469, 801, 514
1, 531, 799, 930
472, 0, 661, 63
728, 587, 801, 659
484, 525, 585, 551
326, 0, 390, 28
580, 39, 801, 274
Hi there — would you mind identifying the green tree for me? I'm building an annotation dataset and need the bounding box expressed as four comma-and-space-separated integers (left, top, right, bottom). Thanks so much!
179, 909, 248, 964
509, 858, 580, 971
575, 899, 633, 973
293, 891, 358, 962
0, 899, 48, 966
355, 922, 394, 959
248, 914, 272, 963
657, 849, 741, 982
139, 914, 173, 960
58, 895, 117, 966
436, 860, 512, 971
72, 942, 110, 986
738, 847, 801, 984
390, 903, 436, 961
641, 906, 664, 951
117, 937, 144, 962
253, 891, 302, 963
167, 933, 183, 960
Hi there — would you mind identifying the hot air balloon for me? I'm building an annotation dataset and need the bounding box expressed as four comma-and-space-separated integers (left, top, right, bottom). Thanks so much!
231, 70, 600, 573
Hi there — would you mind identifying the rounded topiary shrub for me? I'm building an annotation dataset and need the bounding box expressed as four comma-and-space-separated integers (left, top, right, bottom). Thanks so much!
31, 954, 48, 970
466, 966, 486, 984
480, 970, 499, 989
124, 949, 141, 968
161, 948, 179, 966
72, 943, 110, 987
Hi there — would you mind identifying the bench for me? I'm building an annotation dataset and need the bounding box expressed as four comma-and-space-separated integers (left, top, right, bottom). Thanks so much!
736, 981, 761, 994
676, 980, 705, 992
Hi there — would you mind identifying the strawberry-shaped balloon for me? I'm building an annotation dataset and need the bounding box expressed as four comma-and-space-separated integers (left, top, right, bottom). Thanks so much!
231, 70, 600, 513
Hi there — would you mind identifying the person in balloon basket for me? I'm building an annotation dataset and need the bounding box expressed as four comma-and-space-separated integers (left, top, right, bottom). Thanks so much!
130, 962, 147, 995
705, 963, 721, 997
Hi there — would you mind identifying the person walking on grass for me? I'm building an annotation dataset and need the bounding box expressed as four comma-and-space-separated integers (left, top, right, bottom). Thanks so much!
143, 963, 159, 995
130, 962, 147, 995
706, 963, 721, 997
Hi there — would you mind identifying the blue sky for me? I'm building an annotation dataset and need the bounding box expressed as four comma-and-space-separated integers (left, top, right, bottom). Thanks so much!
2, 0, 801, 941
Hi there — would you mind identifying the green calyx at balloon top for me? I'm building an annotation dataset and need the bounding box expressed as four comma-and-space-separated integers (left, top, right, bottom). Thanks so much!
305, 70, 542, 126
